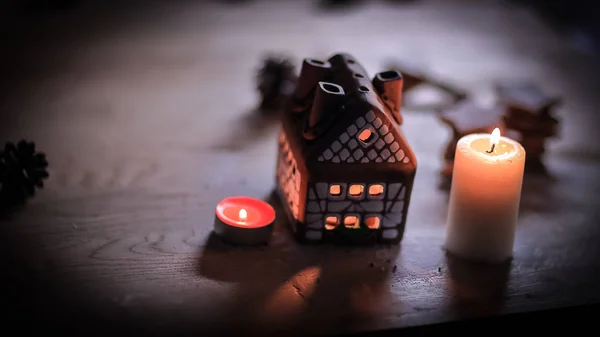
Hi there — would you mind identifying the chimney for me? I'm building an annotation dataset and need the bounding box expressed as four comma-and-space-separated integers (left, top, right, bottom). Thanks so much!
307, 82, 345, 132
372, 70, 404, 124
293, 58, 332, 104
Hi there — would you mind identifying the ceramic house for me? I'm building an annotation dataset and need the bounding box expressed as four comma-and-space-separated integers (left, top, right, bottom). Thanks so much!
275, 53, 417, 245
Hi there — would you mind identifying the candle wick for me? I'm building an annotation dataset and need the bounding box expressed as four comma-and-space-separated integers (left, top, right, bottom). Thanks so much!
486, 143, 496, 153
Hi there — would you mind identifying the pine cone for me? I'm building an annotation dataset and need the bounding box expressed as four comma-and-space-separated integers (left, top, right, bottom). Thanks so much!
0, 140, 49, 207
256, 55, 297, 111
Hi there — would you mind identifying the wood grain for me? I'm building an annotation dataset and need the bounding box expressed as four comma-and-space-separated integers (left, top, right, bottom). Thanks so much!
1, 0, 600, 336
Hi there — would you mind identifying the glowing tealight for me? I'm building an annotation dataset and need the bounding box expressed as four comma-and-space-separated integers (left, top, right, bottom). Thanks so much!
214, 196, 275, 246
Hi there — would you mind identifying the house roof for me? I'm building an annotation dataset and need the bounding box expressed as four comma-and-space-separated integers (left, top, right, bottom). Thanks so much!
280, 53, 417, 179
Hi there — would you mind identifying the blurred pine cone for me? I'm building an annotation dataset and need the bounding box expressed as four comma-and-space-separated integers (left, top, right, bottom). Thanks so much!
256, 55, 297, 111
0, 140, 49, 207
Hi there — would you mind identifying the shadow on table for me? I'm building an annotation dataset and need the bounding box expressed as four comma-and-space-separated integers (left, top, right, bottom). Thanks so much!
209, 108, 280, 152
196, 191, 400, 335
444, 252, 511, 316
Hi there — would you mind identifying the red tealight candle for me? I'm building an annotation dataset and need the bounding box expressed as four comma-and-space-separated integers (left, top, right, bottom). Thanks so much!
213, 196, 275, 245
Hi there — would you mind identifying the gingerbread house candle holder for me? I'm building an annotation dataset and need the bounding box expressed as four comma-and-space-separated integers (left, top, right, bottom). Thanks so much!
275, 53, 417, 245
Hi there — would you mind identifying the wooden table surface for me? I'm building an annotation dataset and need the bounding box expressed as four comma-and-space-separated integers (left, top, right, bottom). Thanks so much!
2, 0, 600, 336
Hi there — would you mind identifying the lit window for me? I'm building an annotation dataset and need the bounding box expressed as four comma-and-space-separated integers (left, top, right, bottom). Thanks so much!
344, 216, 360, 229
358, 128, 374, 144
365, 217, 380, 229
325, 216, 339, 230
349, 184, 364, 197
330, 184, 342, 196
368, 184, 384, 197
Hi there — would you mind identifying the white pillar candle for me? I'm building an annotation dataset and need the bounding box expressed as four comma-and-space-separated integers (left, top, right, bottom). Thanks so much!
445, 128, 526, 263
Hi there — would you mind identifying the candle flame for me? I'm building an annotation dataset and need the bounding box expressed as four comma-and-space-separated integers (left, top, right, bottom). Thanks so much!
239, 208, 247, 222
490, 127, 501, 146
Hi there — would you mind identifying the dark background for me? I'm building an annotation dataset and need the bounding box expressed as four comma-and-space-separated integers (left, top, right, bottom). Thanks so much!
2, 0, 600, 45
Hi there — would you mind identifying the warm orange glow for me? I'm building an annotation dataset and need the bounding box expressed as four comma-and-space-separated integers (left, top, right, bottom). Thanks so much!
368, 184, 384, 196
358, 129, 373, 143
344, 216, 360, 229
325, 216, 339, 230
490, 127, 500, 146
349, 184, 364, 197
365, 217, 380, 229
330, 184, 342, 196
239, 208, 247, 222
260, 266, 321, 322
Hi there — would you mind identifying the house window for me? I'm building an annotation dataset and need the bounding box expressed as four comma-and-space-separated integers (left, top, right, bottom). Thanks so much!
344, 216, 360, 229
348, 184, 364, 198
368, 184, 384, 197
365, 216, 380, 229
358, 128, 374, 144
330, 184, 342, 196
325, 216, 340, 230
